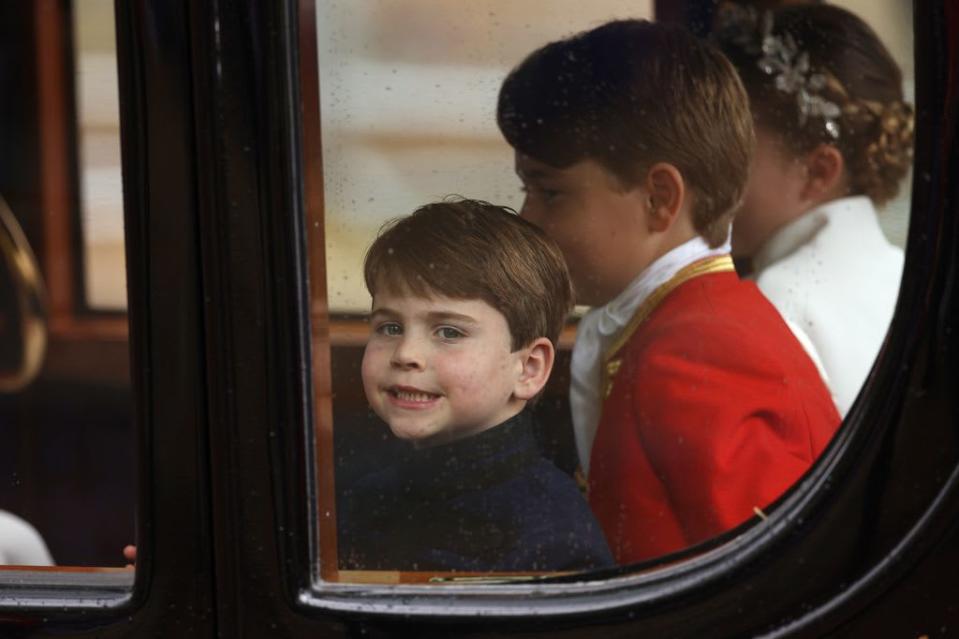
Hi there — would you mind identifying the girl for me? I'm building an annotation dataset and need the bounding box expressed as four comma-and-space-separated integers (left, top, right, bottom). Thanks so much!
715, 4, 914, 416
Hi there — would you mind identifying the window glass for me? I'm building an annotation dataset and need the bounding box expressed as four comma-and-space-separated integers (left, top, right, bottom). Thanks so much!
0, 0, 133, 573
307, 0, 913, 584
318, 1, 652, 313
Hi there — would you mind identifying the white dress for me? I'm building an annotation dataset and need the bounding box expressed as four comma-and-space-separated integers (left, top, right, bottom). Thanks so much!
750, 196, 904, 417
0, 510, 54, 565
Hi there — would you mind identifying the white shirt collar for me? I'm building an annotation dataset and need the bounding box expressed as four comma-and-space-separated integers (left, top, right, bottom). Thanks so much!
569, 234, 732, 475
752, 196, 873, 274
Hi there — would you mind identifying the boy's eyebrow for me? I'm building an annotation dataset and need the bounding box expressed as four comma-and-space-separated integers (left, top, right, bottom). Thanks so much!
425, 310, 479, 325
369, 307, 399, 320
368, 307, 479, 326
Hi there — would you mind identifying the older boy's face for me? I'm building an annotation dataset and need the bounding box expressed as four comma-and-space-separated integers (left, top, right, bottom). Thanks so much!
515, 154, 655, 306
361, 288, 527, 448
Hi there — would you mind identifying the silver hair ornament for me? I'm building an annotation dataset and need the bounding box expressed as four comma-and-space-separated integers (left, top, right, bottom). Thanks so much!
718, 6, 842, 139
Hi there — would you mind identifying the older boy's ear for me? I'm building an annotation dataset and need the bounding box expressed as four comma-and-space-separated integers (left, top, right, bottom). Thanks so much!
644, 163, 686, 233
513, 337, 554, 401
800, 144, 846, 203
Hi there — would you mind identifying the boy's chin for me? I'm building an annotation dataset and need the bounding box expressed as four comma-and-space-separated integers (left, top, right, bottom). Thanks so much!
389, 422, 482, 449
387, 421, 445, 448
385, 413, 508, 448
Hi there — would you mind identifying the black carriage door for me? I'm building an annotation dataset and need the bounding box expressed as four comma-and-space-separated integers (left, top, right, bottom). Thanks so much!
3, 1, 959, 638
0, 0, 214, 636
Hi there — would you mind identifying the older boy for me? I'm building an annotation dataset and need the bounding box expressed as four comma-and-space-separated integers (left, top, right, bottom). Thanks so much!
338, 198, 613, 572
497, 20, 840, 563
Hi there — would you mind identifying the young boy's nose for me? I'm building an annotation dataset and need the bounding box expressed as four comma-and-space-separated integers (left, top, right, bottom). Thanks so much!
390, 335, 426, 370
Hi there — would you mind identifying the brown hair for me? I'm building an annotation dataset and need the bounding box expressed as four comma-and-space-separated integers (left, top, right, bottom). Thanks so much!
497, 19, 754, 247
715, 4, 914, 206
363, 198, 574, 350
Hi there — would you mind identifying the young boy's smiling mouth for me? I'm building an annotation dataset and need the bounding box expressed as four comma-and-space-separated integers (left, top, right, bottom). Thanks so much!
387, 385, 442, 408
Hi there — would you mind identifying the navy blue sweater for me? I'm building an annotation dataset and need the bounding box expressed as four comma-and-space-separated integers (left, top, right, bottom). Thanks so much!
338, 410, 614, 572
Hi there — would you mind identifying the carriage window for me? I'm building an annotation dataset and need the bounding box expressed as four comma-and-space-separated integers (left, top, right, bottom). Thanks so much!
0, 0, 133, 573
305, 0, 913, 584
75, 0, 126, 312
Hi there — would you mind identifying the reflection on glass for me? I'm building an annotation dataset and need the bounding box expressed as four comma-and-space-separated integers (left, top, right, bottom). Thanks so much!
308, 0, 912, 582
0, 195, 46, 394
0, 0, 133, 572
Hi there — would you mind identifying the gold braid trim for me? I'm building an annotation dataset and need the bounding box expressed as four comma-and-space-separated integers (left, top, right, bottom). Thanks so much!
600, 255, 735, 399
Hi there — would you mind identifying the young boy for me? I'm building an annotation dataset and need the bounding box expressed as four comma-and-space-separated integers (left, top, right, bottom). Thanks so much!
338, 198, 613, 572
497, 19, 841, 563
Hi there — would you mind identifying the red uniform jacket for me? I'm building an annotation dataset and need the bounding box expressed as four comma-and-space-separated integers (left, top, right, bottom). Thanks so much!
588, 259, 841, 564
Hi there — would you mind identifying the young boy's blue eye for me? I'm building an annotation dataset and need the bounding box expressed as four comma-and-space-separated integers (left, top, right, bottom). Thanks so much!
436, 326, 464, 340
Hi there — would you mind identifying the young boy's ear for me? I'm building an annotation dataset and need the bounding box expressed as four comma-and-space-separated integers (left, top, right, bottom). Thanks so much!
644, 162, 686, 233
512, 337, 555, 401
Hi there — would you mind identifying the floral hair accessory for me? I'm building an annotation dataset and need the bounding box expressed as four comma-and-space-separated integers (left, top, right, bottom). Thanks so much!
715, 6, 842, 139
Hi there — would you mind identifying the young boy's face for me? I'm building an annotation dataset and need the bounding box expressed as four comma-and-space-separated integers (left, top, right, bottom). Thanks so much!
514, 153, 656, 307
361, 286, 528, 448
